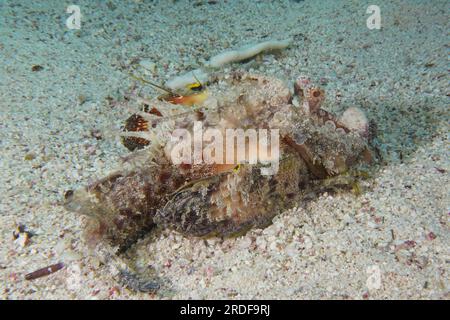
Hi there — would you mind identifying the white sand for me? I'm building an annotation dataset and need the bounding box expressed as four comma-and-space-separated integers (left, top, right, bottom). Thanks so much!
0, 0, 448, 299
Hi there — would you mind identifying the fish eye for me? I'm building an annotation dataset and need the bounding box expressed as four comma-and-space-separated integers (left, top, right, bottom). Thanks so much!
187, 83, 203, 92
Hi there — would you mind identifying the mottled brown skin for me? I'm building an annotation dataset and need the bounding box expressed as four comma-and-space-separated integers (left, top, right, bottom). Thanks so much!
64, 72, 372, 292
156, 151, 310, 238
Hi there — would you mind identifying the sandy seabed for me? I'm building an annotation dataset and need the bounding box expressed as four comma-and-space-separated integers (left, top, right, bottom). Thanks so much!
0, 0, 448, 299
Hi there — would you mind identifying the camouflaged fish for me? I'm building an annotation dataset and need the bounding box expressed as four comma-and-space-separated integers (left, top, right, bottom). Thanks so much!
64, 71, 373, 292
